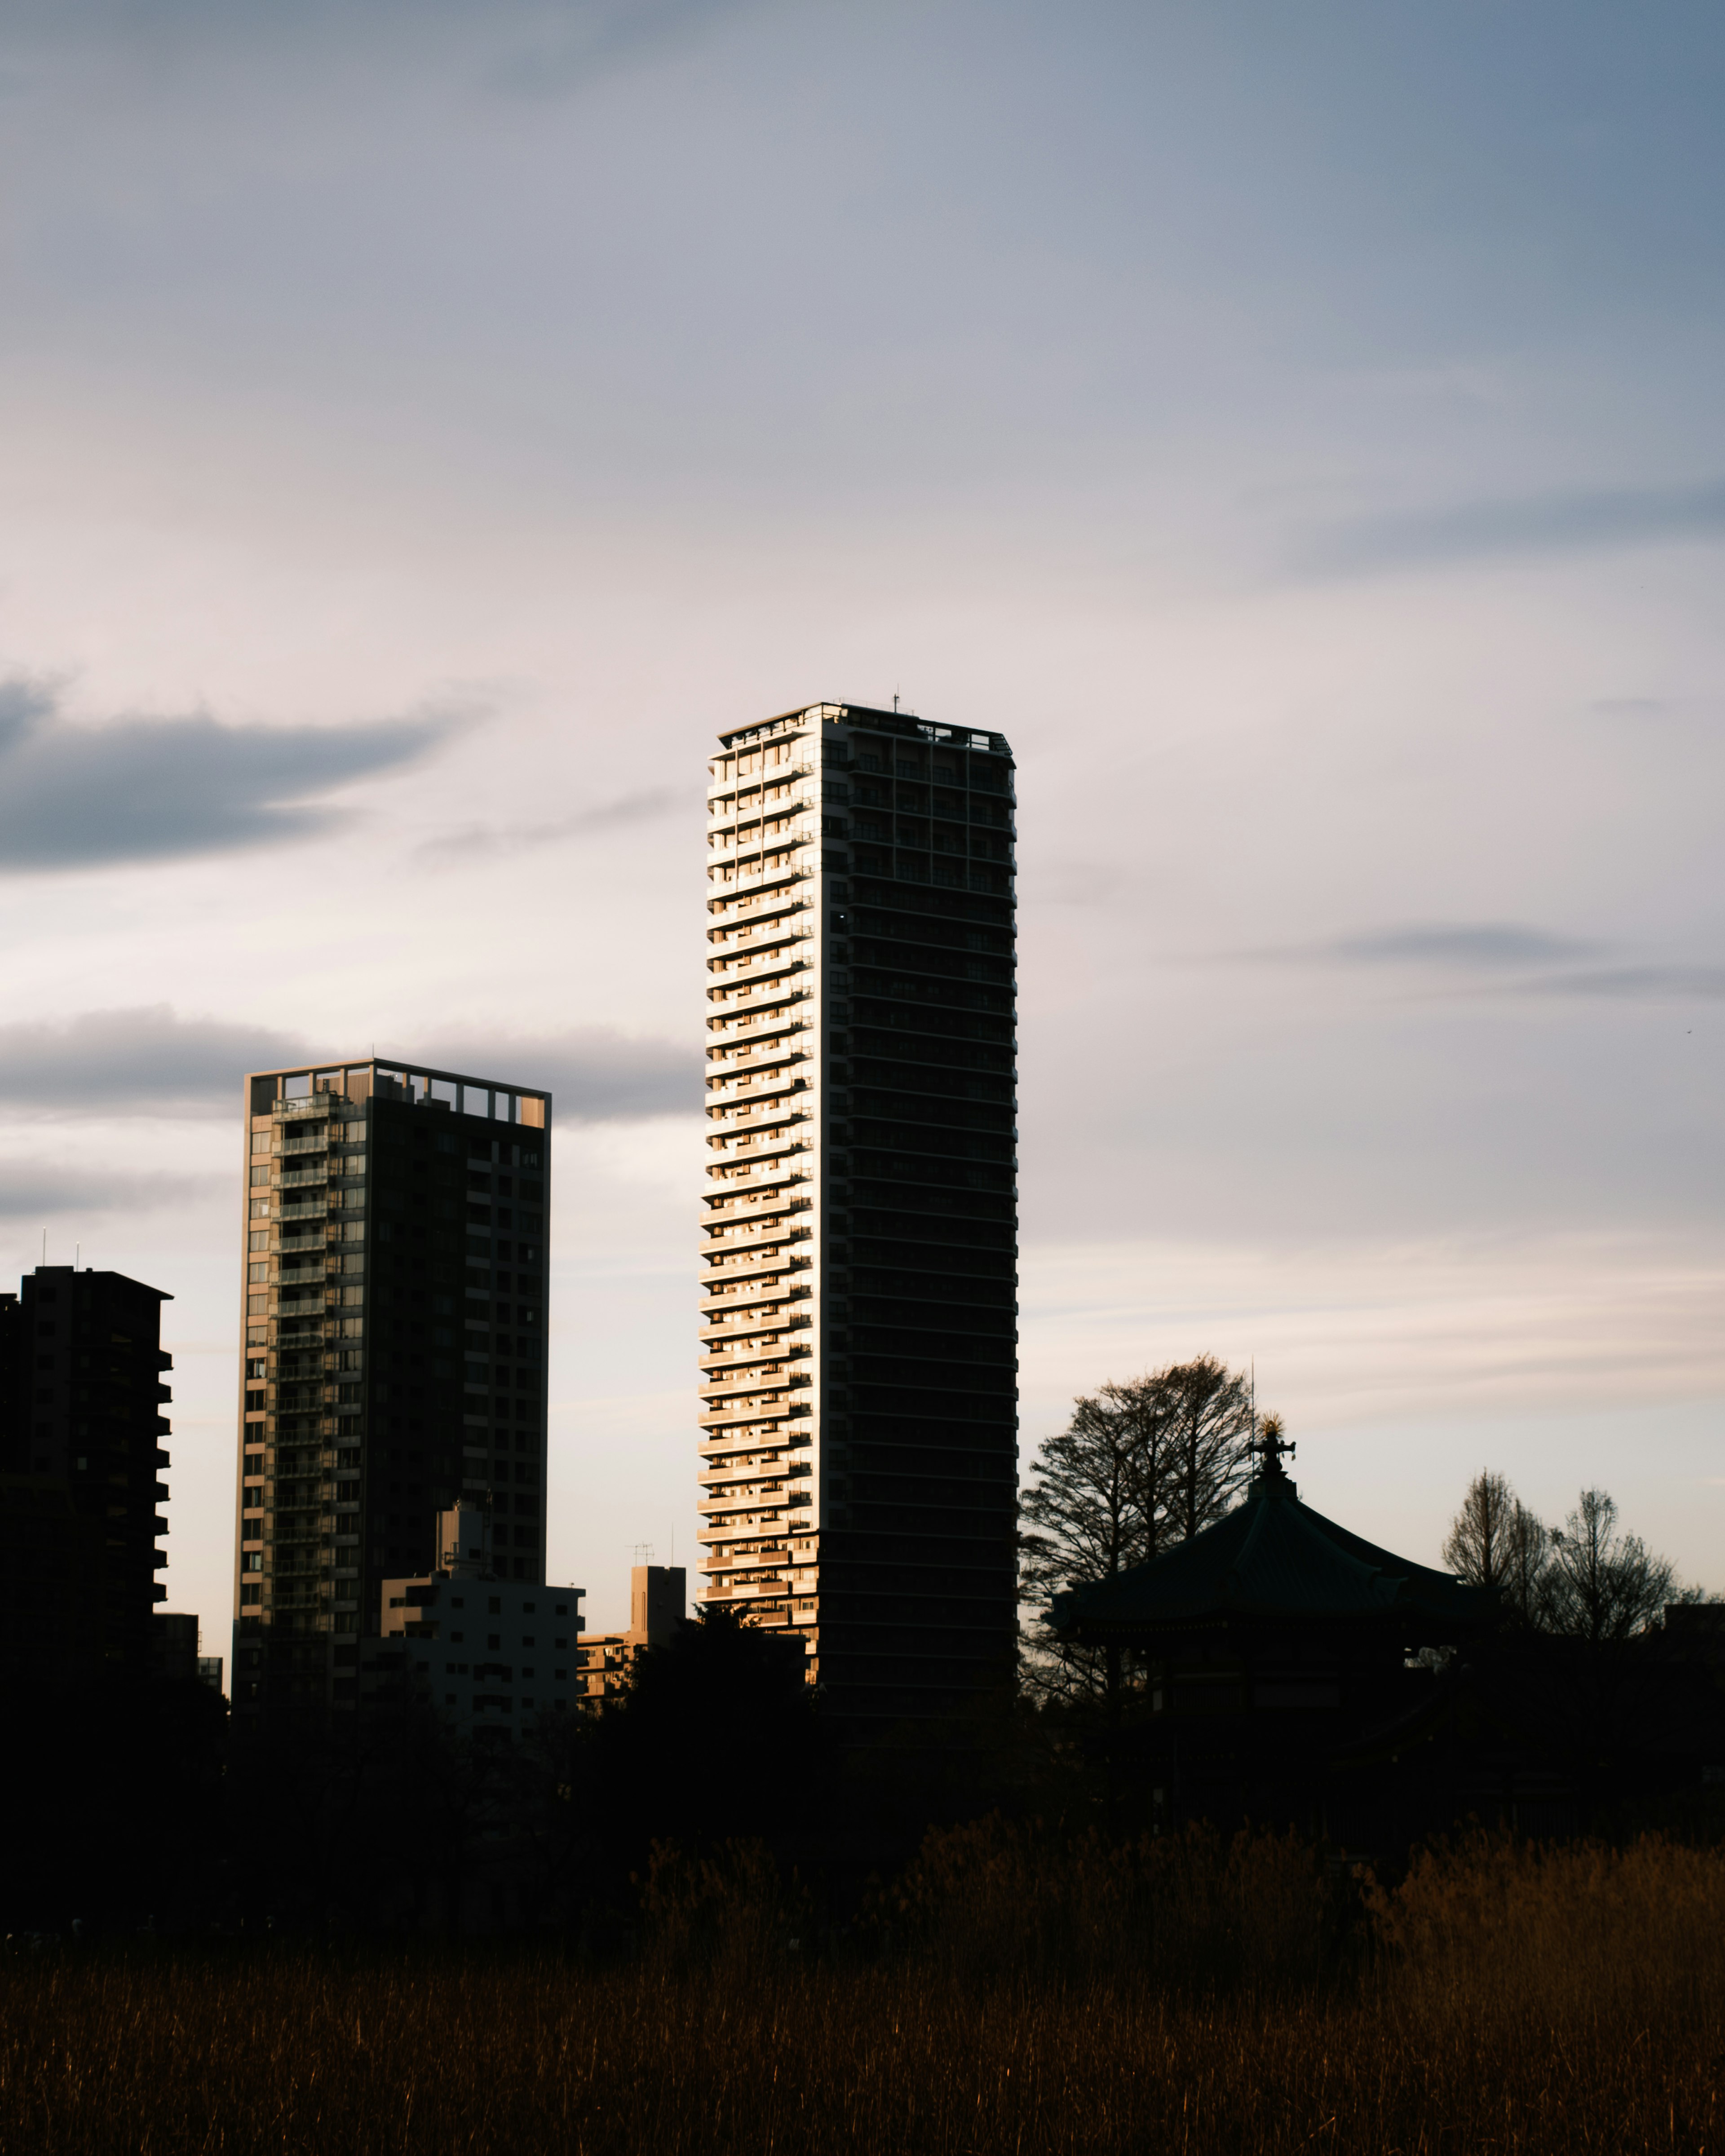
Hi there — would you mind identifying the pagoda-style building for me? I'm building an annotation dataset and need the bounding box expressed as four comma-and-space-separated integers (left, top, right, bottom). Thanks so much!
1047, 1436, 1533, 1853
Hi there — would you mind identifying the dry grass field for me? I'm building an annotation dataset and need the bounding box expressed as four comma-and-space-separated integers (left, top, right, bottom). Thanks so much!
4, 1827, 1721, 2155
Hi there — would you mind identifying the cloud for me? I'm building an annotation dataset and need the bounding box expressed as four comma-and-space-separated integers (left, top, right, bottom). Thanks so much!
1243, 925, 1725, 1006
0, 1007, 306, 1113
0, 1161, 220, 1219
1526, 966, 1725, 1002
414, 786, 686, 867
1327, 924, 1600, 970
0, 1006, 703, 1123
1298, 479, 1725, 577
0, 675, 460, 871
412, 1027, 702, 1122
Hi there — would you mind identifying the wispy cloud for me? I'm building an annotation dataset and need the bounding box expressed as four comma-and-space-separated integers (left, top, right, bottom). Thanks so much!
0, 1006, 703, 1122
1327, 924, 1600, 970
413, 1026, 702, 1120
0, 1007, 305, 1113
0, 1160, 221, 1219
1298, 479, 1725, 577
1251, 924, 1724, 1004
0, 675, 462, 872
414, 786, 686, 867
1528, 965, 1725, 1002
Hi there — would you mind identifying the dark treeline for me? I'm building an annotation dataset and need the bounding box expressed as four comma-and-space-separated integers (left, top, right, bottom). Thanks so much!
8, 1365, 1722, 1945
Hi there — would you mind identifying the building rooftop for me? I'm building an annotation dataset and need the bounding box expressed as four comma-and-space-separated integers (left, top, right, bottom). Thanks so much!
1050, 1450, 1494, 1640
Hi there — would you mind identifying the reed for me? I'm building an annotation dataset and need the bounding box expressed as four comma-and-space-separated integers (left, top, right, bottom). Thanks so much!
3, 1826, 1719, 2155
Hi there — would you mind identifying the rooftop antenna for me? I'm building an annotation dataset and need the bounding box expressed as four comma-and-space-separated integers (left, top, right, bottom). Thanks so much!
893, 689, 899, 713
41, 1228, 47, 1267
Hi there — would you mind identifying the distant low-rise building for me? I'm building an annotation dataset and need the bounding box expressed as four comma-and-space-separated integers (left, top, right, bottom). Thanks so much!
376, 1504, 585, 1739
151, 1612, 224, 1692
152, 1612, 201, 1683
578, 1564, 686, 1704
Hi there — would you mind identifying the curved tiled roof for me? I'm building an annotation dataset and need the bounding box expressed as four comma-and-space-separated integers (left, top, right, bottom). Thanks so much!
1048, 1461, 1493, 1637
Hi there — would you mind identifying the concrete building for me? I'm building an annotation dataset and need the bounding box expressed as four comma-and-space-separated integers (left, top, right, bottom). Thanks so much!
0, 1266, 173, 1684
578, 1563, 686, 1704
151, 1612, 223, 1691
378, 1504, 586, 1738
699, 702, 1019, 1738
230, 1058, 551, 1722
152, 1611, 200, 1683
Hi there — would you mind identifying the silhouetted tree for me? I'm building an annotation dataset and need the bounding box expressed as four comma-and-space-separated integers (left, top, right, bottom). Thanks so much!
1162, 1356, 1256, 1539
1538, 1488, 1682, 1647
1442, 1469, 1550, 1620
1020, 1358, 1261, 1710
587, 1605, 830, 1857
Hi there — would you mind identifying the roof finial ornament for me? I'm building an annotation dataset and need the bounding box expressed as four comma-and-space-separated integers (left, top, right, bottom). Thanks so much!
1259, 1411, 1295, 1481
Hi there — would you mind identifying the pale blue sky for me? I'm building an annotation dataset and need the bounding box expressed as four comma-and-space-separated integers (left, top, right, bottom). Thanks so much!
0, 0, 1720, 1631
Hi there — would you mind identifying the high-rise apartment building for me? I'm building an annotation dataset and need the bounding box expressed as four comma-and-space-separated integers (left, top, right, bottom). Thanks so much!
232, 1058, 551, 1720
699, 702, 1018, 1739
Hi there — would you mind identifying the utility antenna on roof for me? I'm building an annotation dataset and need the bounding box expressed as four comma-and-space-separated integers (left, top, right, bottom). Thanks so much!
893, 689, 899, 712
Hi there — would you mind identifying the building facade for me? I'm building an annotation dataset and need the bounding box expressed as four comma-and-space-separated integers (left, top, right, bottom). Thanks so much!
377, 1505, 586, 1738
232, 1058, 551, 1721
699, 702, 1019, 1739
579, 1562, 686, 1703
0, 1265, 172, 1685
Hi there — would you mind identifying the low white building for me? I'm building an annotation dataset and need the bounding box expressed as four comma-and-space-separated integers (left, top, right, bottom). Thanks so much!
378, 1503, 585, 1739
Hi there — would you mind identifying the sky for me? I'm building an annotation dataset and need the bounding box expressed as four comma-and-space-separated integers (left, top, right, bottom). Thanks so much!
0, 0, 1721, 1639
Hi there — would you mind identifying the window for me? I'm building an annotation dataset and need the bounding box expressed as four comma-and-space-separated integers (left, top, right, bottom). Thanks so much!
488, 1596, 501, 1614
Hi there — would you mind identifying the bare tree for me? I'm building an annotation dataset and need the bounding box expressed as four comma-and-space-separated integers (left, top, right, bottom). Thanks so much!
1019, 1357, 1260, 1708
1538, 1488, 1679, 1646
1018, 1381, 1168, 1708
1442, 1469, 1550, 1619
1162, 1355, 1256, 1540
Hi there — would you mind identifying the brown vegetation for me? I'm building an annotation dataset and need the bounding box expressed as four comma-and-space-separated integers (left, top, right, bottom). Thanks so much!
3, 1824, 1721, 2155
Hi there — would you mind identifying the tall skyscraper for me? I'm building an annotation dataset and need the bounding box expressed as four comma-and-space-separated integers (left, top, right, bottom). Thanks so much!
699, 702, 1018, 1739
232, 1058, 551, 1720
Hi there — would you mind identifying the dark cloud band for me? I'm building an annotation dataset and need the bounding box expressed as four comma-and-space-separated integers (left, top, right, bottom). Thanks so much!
0, 1006, 701, 1121
0, 1162, 220, 1220
0, 676, 458, 872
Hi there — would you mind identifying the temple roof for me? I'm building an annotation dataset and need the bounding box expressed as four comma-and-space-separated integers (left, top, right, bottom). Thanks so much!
1048, 1455, 1494, 1639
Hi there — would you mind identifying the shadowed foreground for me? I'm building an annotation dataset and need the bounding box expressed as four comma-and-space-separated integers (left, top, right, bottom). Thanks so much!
4, 1829, 1721, 2155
